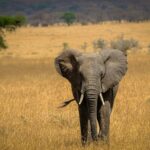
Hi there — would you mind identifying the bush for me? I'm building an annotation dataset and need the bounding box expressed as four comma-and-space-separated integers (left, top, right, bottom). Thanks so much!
0, 28, 7, 50
0, 28, 4, 35
0, 35, 7, 50
81, 22, 88, 26
93, 38, 107, 50
14, 15, 26, 27
110, 36, 139, 54
5, 25, 16, 32
81, 42, 88, 51
129, 38, 139, 48
61, 12, 76, 26
62, 42, 69, 51
0, 15, 26, 28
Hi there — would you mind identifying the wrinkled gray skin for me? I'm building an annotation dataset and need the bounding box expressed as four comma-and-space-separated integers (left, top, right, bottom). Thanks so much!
55, 49, 127, 145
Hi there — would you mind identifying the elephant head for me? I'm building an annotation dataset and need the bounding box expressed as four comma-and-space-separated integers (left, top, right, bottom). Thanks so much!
55, 49, 127, 141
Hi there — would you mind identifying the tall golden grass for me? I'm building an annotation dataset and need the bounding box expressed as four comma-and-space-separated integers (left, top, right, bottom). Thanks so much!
0, 22, 150, 150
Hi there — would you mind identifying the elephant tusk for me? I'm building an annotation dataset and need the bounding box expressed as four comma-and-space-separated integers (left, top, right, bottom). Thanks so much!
99, 93, 105, 105
79, 93, 84, 105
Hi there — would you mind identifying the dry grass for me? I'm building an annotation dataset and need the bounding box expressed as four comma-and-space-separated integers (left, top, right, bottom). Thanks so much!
2, 21, 150, 58
0, 22, 150, 150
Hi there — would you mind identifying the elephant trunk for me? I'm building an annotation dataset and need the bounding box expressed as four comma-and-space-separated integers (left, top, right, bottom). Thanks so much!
85, 82, 99, 141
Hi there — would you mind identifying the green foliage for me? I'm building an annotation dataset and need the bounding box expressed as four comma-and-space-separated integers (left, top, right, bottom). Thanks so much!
61, 12, 76, 25
93, 38, 107, 50
0, 15, 26, 27
14, 16, 26, 26
0, 27, 4, 35
0, 35, 7, 50
110, 36, 139, 53
5, 25, 16, 32
0, 28, 7, 50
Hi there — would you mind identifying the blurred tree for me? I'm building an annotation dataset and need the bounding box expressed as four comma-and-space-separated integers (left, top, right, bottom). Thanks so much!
0, 15, 26, 27
61, 12, 76, 25
0, 28, 7, 50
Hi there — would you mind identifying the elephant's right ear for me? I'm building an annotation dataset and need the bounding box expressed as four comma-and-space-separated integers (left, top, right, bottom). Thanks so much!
55, 49, 81, 81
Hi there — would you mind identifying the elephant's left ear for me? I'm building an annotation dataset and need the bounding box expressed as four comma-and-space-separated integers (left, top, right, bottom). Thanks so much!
100, 49, 128, 93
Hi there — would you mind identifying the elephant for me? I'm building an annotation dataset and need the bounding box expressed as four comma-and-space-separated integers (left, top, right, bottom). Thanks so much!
54, 49, 127, 145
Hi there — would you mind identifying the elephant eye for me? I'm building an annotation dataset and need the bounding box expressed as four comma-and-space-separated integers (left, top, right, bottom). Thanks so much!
80, 72, 85, 80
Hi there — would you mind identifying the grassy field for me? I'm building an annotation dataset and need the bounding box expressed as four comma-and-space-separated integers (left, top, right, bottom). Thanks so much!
0, 22, 150, 150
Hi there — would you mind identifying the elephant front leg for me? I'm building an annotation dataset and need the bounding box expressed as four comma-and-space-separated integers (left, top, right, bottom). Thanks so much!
99, 101, 111, 141
79, 105, 88, 145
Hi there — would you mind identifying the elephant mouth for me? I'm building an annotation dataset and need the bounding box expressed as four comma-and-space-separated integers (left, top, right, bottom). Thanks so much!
78, 90, 105, 105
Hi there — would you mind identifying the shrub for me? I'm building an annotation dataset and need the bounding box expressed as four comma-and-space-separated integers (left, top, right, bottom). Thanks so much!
0, 35, 7, 50
14, 15, 26, 27
129, 38, 139, 48
81, 22, 88, 26
0, 28, 4, 35
110, 36, 139, 54
93, 38, 107, 50
81, 42, 88, 51
0, 15, 26, 28
62, 42, 69, 51
61, 12, 76, 26
5, 25, 16, 32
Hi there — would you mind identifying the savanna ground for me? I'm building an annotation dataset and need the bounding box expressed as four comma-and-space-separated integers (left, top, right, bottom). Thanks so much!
0, 22, 150, 150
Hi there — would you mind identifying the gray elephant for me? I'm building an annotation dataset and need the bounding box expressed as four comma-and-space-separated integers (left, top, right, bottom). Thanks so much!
55, 49, 127, 145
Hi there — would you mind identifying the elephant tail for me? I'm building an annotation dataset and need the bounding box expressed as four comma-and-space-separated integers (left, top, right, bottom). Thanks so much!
58, 99, 75, 108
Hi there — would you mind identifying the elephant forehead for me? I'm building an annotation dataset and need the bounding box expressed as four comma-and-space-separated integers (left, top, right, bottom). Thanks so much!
80, 53, 98, 63
78, 53, 103, 73
80, 58, 97, 68
79, 61, 100, 75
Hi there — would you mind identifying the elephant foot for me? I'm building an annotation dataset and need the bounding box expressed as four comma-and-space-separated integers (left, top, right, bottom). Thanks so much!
81, 140, 87, 146
91, 134, 98, 142
81, 137, 87, 146
98, 133, 109, 143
